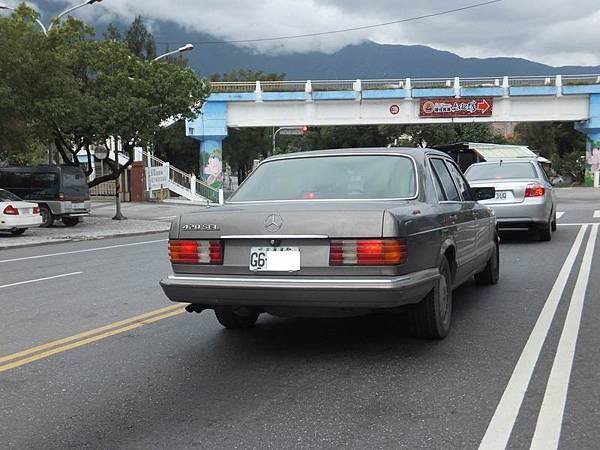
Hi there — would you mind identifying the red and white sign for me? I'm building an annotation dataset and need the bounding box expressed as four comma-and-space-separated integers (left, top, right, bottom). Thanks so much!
420, 97, 493, 118
389, 104, 400, 115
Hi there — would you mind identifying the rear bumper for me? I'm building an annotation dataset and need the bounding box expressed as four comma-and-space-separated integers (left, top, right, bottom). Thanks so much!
160, 268, 439, 309
487, 199, 552, 227
0, 215, 43, 230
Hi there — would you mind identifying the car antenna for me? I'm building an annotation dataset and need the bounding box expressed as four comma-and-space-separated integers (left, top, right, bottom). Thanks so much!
499, 159, 503, 166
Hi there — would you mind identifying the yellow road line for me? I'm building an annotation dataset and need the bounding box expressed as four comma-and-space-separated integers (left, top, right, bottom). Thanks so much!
0, 308, 186, 373
0, 304, 184, 365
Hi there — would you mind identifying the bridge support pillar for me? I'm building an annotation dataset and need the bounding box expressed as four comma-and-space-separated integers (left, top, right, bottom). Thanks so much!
186, 101, 228, 191
575, 93, 600, 187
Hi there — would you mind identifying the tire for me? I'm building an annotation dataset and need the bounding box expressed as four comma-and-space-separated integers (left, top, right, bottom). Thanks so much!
538, 220, 552, 242
214, 307, 260, 329
551, 211, 557, 232
409, 258, 452, 340
10, 229, 27, 235
475, 242, 499, 285
40, 206, 54, 228
62, 217, 80, 227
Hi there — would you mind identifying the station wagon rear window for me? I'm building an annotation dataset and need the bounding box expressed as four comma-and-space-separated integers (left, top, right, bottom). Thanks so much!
465, 162, 537, 181
229, 155, 417, 201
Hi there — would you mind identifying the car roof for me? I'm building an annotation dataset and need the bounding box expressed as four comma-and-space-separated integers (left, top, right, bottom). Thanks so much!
467, 159, 538, 167
265, 147, 450, 163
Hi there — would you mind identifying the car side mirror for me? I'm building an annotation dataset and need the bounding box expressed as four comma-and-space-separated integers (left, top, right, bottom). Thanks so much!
473, 187, 495, 201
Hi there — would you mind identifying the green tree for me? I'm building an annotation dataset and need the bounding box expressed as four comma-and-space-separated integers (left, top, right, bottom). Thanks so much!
0, 4, 210, 186
512, 122, 585, 158
124, 15, 156, 60
103, 23, 121, 41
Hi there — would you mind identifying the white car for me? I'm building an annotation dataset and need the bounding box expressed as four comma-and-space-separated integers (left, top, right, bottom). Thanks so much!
0, 188, 43, 235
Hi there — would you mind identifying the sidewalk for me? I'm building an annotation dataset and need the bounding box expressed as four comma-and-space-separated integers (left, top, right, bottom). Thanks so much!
0, 201, 207, 250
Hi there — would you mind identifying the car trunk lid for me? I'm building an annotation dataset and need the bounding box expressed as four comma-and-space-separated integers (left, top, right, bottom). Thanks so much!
469, 179, 539, 204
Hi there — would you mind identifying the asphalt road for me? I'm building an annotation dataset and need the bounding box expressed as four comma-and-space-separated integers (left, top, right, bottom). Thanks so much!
1, 189, 600, 449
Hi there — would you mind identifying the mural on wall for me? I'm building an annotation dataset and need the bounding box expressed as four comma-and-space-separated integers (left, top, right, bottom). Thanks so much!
585, 139, 600, 187
201, 148, 223, 189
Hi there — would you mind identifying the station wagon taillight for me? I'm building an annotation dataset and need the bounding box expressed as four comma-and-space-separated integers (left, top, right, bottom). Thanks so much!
58, 192, 65, 201
3, 205, 19, 215
168, 240, 223, 265
33, 207, 40, 214
525, 184, 545, 197
330, 239, 407, 266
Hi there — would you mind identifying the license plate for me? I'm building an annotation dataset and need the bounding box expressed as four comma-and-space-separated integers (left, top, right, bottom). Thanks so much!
494, 191, 514, 202
249, 247, 300, 272
72, 202, 85, 209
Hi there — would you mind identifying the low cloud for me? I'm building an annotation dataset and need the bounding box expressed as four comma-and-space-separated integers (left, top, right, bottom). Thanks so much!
37, 0, 600, 66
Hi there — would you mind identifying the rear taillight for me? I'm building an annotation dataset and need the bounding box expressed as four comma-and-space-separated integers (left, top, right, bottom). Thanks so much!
3, 205, 19, 215
330, 239, 407, 266
58, 192, 65, 201
33, 207, 40, 214
525, 184, 545, 197
168, 240, 223, 265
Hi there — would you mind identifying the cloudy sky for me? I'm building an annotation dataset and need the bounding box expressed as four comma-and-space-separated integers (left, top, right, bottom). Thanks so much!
30, 0, 600, 66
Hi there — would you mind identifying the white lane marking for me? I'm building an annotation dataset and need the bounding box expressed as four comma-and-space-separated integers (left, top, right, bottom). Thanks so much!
155, 216, 177, 220
556, 212, 564, 220
558, 223, 596, 227
593, 210, 600, 218
0, 272, 83, 289
530, 224, 598, 450
478, 225, 588, 450
0, 239, 168, 264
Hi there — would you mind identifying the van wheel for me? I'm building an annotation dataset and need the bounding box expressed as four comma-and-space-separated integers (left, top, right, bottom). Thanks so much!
10, 229, 27, 235
62, 217, 80, 227
40, 206, 54, 228
214, 307, 260, 329
409, 258, 452, 340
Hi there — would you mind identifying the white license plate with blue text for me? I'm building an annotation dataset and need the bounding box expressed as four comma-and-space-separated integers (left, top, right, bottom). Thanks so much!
249, 247, 300, 272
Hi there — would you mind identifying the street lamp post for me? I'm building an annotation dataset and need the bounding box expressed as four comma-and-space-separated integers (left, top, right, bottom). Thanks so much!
153, 43, 194, 62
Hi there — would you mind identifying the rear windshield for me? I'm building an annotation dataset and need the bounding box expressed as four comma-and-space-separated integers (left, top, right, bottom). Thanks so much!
229, 155, 417, 202
465, 162, 537, 181
61, 168, 89, 195
0, 189, 21, 201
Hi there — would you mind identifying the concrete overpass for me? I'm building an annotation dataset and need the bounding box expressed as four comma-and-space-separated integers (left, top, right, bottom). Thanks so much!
186, 74, 600, 188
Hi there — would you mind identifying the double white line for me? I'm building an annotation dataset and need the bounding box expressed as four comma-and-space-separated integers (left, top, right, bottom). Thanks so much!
479, 224, 598, 450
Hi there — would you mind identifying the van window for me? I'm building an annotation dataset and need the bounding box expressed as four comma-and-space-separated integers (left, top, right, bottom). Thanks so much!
61, 168, 90, 198
29, 172, 59, 200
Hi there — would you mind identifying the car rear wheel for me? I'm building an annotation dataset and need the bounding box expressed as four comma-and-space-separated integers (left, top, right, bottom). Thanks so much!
551, 211, 557, 232
538, 220, 552, 242
475, 242, 499, 285
409, 258, 452, 340
62, 217, 80, 227
214, 307, 260, 329
40, 206, 54, 228
10, 228, 26, 235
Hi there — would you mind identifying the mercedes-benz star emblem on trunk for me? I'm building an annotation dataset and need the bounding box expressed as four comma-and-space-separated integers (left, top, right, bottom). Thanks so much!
264, 213, 283, 232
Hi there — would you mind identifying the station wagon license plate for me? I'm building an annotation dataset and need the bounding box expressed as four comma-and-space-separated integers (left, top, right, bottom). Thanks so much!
249, 247, 300, 272
494, 191, 514, 202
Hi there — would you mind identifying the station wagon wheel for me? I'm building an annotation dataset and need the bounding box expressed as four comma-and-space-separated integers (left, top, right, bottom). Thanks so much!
409, 258, 452, 340
39, 206, 54, 228
538, 219, 552, 242
10, 229, 26, 235
214, 306, 260, 329
475, 241, 499, 285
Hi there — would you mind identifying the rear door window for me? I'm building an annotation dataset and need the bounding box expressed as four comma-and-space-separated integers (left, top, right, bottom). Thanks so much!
430, 159, 461, 202
61, 168, 89, 197
446, 161, 474, 201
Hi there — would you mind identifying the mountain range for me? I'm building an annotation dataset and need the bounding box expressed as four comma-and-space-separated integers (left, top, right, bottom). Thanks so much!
151, 26, 600, 80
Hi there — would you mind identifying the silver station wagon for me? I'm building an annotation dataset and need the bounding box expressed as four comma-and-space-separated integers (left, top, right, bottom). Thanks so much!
160, 148, 499, 339
465, 159, 557, 241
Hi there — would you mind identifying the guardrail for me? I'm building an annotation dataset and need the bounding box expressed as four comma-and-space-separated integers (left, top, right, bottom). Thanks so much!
210, 74, 600, 93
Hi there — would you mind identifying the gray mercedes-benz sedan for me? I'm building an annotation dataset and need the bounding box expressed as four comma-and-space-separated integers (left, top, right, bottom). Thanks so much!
160, 148, 499, 339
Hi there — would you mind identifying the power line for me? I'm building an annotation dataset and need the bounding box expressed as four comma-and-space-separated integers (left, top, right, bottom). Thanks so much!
156, 0, 502, 46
